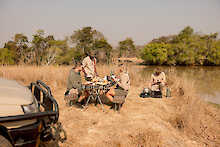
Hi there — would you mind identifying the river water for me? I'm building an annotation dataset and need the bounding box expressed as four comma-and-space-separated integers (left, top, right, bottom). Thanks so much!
137, 66, 220, 104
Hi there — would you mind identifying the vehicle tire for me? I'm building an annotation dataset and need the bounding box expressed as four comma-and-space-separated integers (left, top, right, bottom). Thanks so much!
0, 135, 12, 147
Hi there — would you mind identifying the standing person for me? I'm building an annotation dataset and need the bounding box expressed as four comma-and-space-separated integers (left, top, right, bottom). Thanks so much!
105, 64, 130, 110
82, 50, 98, 81
75, 50, 98, 105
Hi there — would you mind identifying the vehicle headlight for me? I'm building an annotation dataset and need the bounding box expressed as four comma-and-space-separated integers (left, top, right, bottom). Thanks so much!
22, 98, 39, 113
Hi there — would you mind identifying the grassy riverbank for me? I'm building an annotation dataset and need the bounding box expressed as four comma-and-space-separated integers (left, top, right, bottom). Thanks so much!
0, 65, 220, 146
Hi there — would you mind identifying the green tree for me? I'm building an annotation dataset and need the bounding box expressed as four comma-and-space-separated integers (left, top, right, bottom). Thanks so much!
70, 26, 113, 63
206, 38, 220, 65
31, 30, 57, 65
93, 39, 112, 63
4, 41, 17, 62
46, 39, 68, 65
56, 48, 83, 65
142, 26, 220, 66
70, 26, 105, 55
0, 48, 15, 65
4, 34, 29, 64
118, 38, 136, 57
172, 26, 194, 43
174, 43, 196, 65
31, 30, 49, 65
141, 43, 168, 65
14, 34, 29, 64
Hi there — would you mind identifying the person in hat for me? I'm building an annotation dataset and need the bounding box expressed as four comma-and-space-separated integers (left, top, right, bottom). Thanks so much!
82, 50, 98, 81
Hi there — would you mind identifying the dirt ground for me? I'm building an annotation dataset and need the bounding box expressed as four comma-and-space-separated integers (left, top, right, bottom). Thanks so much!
55, 86, 220, 147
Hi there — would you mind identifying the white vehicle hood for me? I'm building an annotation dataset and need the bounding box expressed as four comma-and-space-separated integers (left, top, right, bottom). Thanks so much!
0, 78, 33, 105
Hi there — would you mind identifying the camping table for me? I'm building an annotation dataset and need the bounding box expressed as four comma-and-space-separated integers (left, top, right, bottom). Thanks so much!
82, 83, 112, 111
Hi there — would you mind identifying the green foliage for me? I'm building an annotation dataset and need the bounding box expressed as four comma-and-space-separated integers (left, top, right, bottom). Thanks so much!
1, 29, 96, 65
14, 34, 29, 64
0, 48, 15, 65
3, 34, 29, 64
93, 39, 112, 63
141, 43, 168, 65
56, 48, 83, 65
31, 30, 50, 65
141, 26, 220, 65
118, 38, 136, 57
47, 39, 69, 65
1, 26, 220, 66
31, 30, 77, 65
70, 26, 112, 63
70, 26, 104, 54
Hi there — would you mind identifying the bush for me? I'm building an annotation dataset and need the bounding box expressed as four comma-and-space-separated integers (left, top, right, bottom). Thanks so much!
0, 48, 15, 65
141, 43, 169, 65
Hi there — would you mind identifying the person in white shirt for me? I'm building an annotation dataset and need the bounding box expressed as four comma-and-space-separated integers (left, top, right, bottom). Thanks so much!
82, 51, 98, 81
106, 64, 130, 106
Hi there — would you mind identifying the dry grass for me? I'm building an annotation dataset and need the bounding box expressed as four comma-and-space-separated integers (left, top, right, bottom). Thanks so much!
0, 64, 148, 87
0, 65, 220, 147
166, 71, 220, 146
0, 65, 69, 88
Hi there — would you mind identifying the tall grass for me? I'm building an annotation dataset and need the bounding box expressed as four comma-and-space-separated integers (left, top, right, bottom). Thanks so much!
0, 64, 164, 88
0, 65, 69, 89
166, 71, 220, 146
0, 65, 219, 146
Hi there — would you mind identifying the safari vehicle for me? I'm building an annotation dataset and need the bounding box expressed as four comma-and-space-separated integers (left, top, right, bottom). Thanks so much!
0, 78, 66, 147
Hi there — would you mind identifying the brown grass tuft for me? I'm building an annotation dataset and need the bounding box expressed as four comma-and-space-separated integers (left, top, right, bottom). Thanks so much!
128, 129, 162, 147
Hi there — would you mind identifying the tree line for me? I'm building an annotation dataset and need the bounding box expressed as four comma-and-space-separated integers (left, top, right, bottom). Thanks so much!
141, 26, 220, 65
0, 27, 136, 65
0, 26, 220, 65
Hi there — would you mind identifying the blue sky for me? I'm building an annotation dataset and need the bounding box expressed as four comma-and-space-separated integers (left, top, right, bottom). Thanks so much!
0, 0, 220, 47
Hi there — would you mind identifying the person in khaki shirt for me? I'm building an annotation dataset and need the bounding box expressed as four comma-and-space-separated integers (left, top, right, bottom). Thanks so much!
106, 64, 130, 105
149, 67, 166, 95
82, 51, 98, 81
